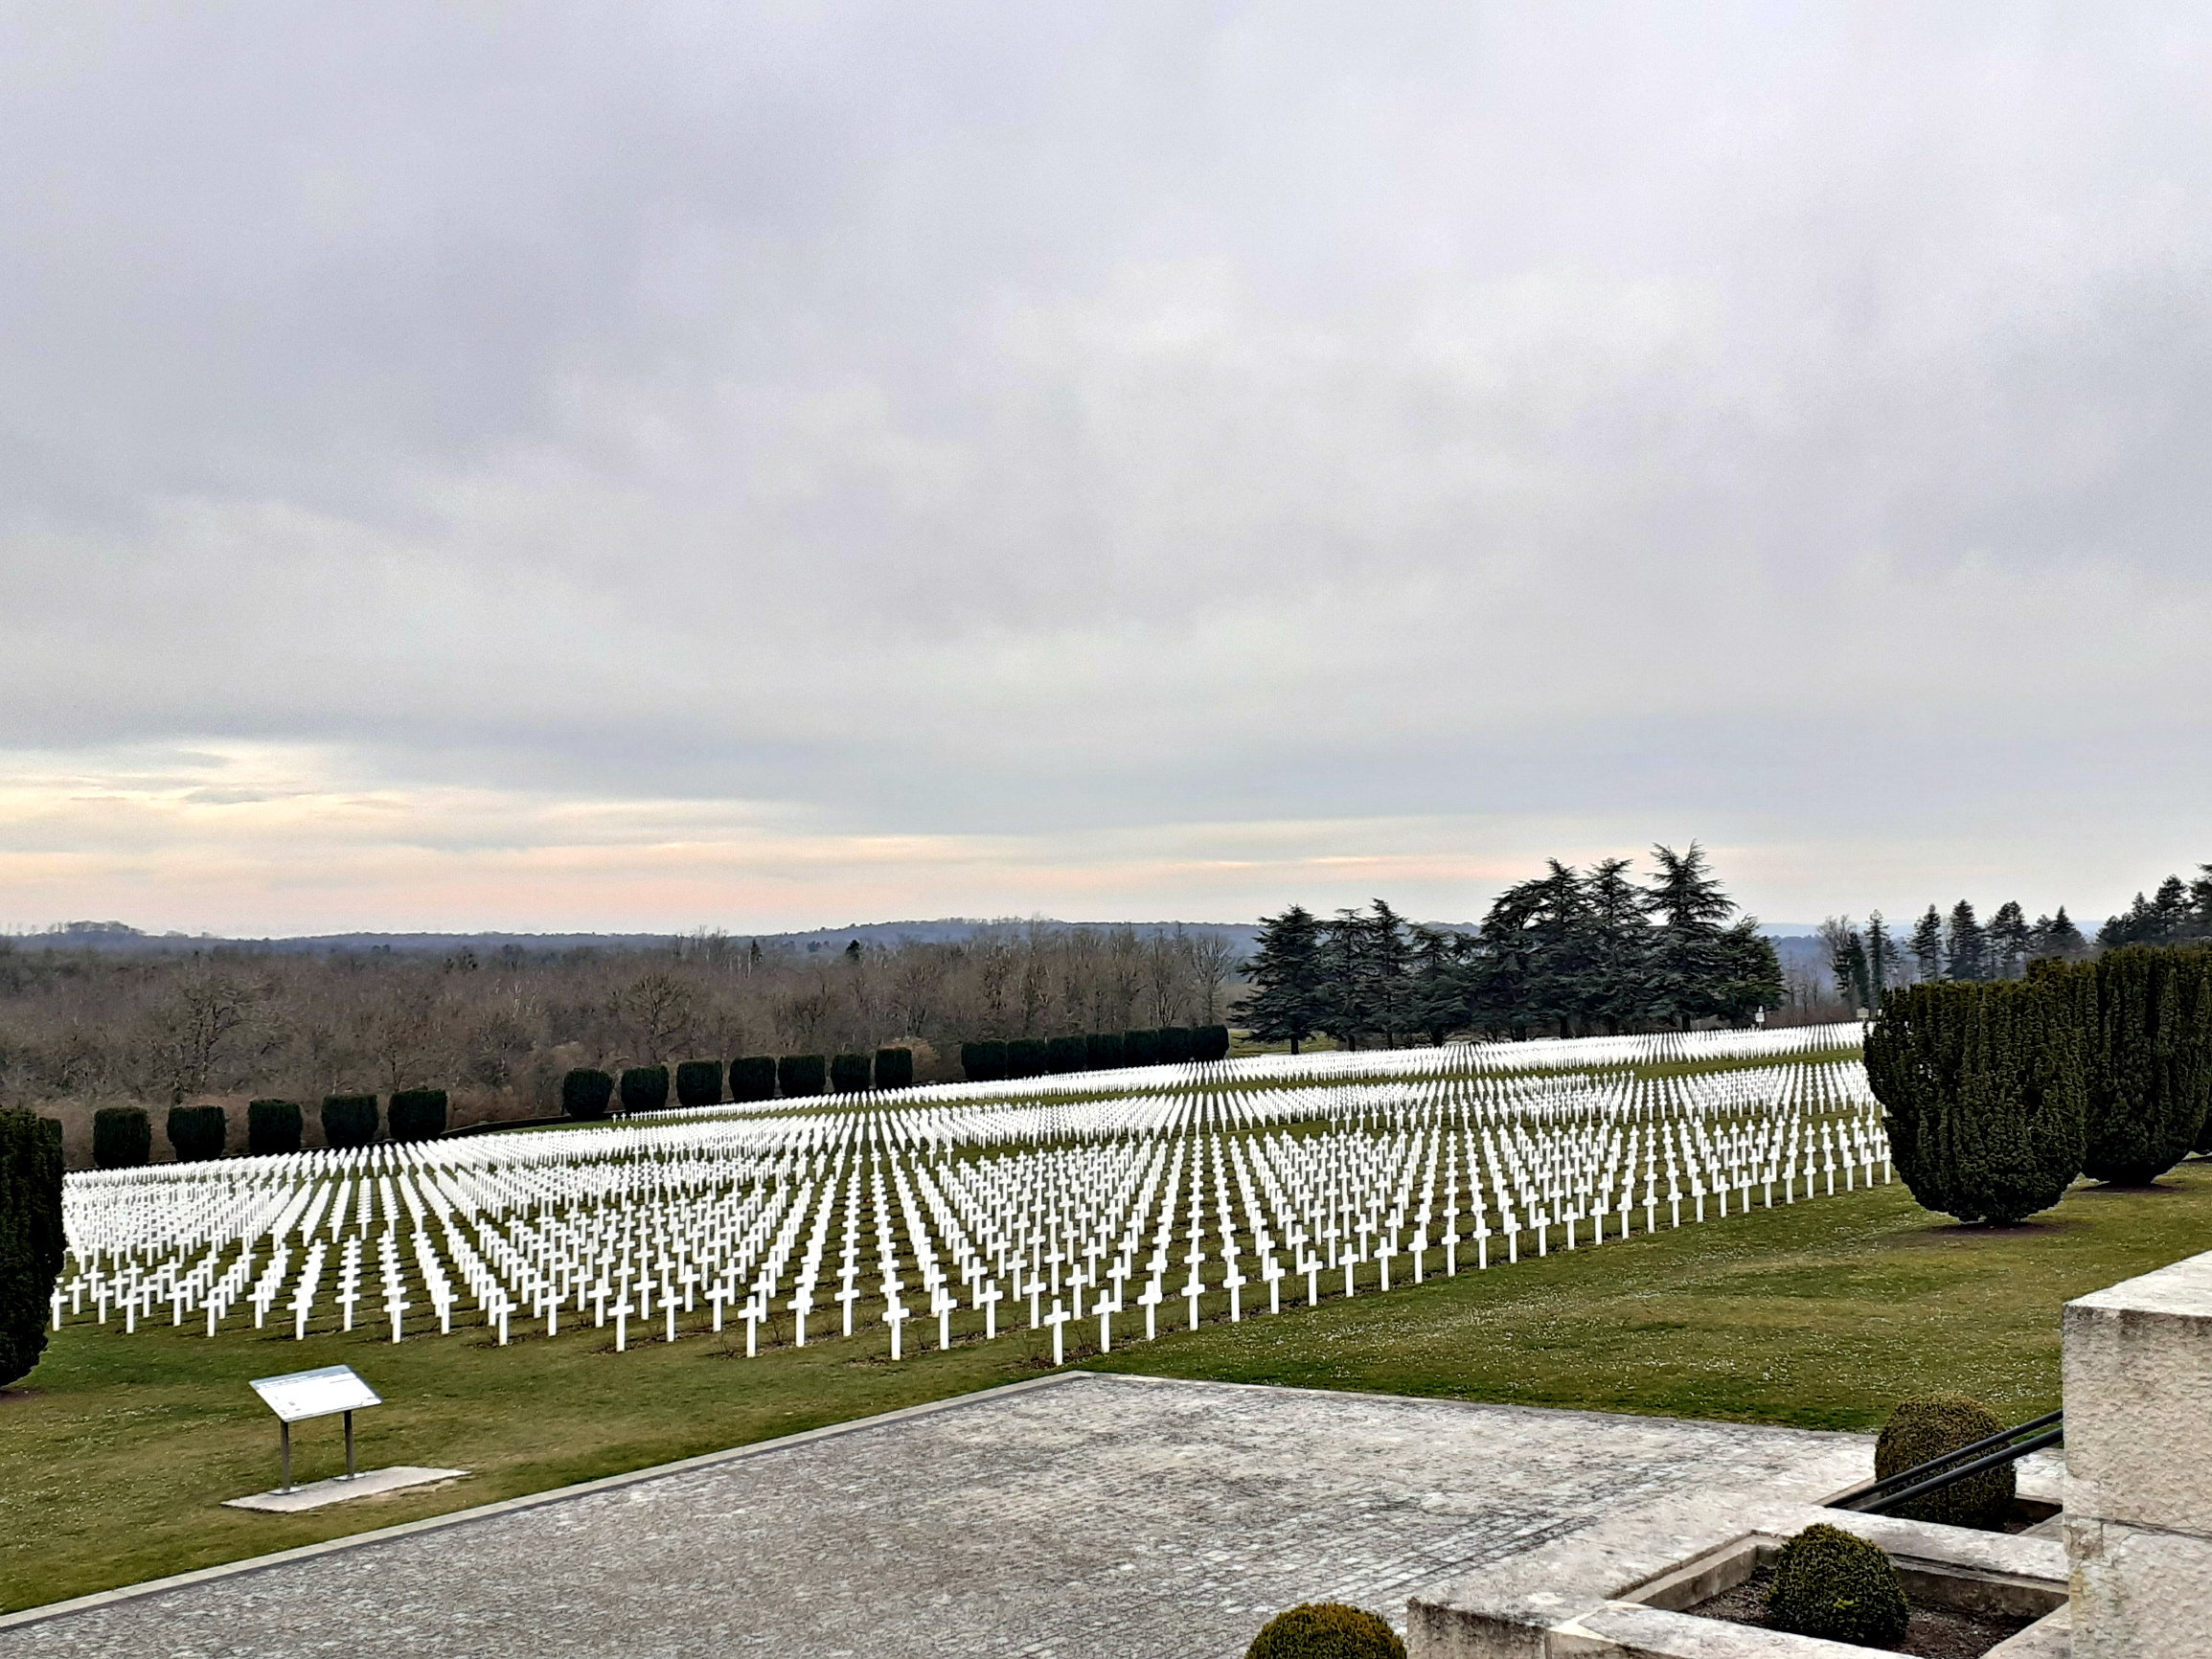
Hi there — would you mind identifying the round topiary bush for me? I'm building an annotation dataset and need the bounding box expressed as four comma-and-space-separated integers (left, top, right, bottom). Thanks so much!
619, 1065, 670, 1114
561, 1068, 614, 1121
1246, 1602, 1404, 1659
673, 1059, 724, 1109
247, 1099, 304, 1156
387, 1088, 448, 1143
166, 1103, 227, 1163
93, 1106, 151, 1170
321, 1095, 379, 1148
1876, 1396, 2013, 1527
1766, 1523, 1910, 1648
729, 1056, 778, 1102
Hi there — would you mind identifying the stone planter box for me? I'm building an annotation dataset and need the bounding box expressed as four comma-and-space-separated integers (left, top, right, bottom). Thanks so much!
1406, 1489, 2069, 1657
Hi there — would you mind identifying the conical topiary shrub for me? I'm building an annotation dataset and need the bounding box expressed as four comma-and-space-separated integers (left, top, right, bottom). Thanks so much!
1876, 1396, 2014, 1527
1766, 1523, 1909, 1647
1246, 1602, 1405, 1659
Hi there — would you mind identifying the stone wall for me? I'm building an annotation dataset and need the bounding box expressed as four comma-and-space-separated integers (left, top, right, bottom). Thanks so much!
2064, 1248, 2212, 1659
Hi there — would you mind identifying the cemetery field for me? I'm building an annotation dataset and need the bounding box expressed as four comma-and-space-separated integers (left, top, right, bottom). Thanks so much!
9, 1158, 2211, 1613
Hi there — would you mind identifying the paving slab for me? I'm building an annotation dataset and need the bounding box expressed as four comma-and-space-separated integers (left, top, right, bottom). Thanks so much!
6, 1373, 1868, 1659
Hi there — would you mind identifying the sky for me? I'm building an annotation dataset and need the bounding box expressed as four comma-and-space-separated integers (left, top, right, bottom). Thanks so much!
3, 4, 2208, 937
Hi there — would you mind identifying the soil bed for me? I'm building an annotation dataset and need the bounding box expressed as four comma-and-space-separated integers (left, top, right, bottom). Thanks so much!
1686, 1566, 2037, 1658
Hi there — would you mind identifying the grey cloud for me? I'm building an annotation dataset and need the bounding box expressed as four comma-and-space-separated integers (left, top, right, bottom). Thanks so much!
3, 3, 2210, 922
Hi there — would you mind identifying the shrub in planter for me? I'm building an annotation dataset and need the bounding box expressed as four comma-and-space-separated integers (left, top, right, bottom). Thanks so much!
321, 1095, 379, 1148
778, 1054, 827, 1097
166, 1103, 227, 1163
619, 1066, 670, 1114
1046, 1034, 1088, 1074
674, 1059, 725, 1109
1006, 1038, 1048, 1079
1124, 1029, 1161, 1067
388, 1089, 448, 1143
561, 1068, 615, 1121
1766, 1523, 1910, 1648
0, 1106, 66, 1387
830, 1053, 873, 1095
1245, 1602, 1405, 1659
730, 1056, 779, 1102
961, 1041, 1008, 1083
1086, 1032, 1125, 1070
248, 1099, 304, 1156
1157, 1026, 1196, 1064
874, 1047, 914, 1091
1193, 1024, 1231, 1062
1864, 978, 2085, 1224
1875, 1396, 2014, 1527
94, 1106, 151, 1170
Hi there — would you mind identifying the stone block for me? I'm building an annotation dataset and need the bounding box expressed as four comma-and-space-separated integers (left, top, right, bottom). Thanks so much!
2068, 1517, 2212, 1659
2064, 1246, 2212, 1659
2064, 1250, 2212, 1537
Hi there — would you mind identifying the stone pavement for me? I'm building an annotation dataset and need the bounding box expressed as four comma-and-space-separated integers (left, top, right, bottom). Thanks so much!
8, 1373, 1869, 1659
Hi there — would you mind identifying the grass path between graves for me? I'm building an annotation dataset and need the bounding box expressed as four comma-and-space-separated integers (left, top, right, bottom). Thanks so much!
8, 1160, 2211, 1613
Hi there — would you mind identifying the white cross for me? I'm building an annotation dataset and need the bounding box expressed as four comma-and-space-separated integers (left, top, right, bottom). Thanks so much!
884, 1298, 910, 1361
1043, 1298, 1072, 1367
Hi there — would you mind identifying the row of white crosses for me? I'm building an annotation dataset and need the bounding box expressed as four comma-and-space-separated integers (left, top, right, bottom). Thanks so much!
52, 1026, 1884, 1368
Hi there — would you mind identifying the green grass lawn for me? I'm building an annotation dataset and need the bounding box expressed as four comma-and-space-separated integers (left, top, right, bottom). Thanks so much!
8, 1161, 2210, 1615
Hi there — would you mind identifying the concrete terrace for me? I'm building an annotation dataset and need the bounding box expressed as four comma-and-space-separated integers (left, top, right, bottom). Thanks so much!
7, 1374, 1871, 1659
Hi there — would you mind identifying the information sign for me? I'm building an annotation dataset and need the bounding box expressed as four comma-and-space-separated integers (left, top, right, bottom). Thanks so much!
250, 1365, 382, 1423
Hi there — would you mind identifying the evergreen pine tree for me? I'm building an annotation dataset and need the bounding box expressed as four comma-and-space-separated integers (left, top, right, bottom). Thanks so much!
1865, 978, 2085, 1225
1359, 899, 1413, 1045
2041, 907, 2088, 961
0, 1107, 65, 1386
1911, 906, 1947, 982
1866, 912, 1893, 1003
1947, 901, 1988, 982
1242, 905, 1325, 1054
1315, 908, 1371, 1050
1409, 927, 1466, 1044
1988, 901, 2032, 980
2078, 945, 2212, 1184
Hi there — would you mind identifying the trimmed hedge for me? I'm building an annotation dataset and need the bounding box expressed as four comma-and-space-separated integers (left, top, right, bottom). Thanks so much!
874, 1047, 914, 1091
1765, 1523, 1909, 1647
322, 1095, 379, 1148
1158, 1026, 1195, 1065
1865, 978, 2085, 1225
1875, 1396, 2014, 1527
1087, 1032, 1125, 1070
674, 1059, 725, 1109
388, 1088, 448, 1143
1045, 1034, 1089, 1075
1246, 1602, 1405, 1659
94, 1106, 151, 1170
778, 1054, 827, 1097
1193, 1024, 1231, 1062
831, 1053, 873, 1095
0, 1107, 66, 1387
731, 1056, 779, 1102
166, 1103, 227, 1164
1124, 1028, 1161, 1067
561, 1068, 615, 1121
1007, 1037, 1048, 1079
619, 1065, 670, 1114
2077, 945, 2212, 1184
961, 1040, 1009, 1083
248, 1099, 304, 1156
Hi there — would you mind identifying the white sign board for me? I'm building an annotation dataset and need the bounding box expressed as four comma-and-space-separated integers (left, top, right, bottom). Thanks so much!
249, 1364, 382, 1423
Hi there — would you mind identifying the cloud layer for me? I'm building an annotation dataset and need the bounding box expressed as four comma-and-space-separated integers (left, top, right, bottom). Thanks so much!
4, 5, 2208, 932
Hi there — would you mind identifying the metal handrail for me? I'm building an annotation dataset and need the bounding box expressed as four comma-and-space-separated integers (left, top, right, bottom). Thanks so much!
1832, 1409, 2063, 1516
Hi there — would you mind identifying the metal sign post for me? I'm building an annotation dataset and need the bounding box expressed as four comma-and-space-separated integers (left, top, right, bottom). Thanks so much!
248, 1365, 383, 1494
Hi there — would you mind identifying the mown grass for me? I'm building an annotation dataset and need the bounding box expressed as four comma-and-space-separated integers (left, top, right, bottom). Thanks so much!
7, 1161, 2209, 1615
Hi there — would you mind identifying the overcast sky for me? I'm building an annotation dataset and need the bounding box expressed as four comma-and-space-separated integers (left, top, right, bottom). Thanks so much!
2, 4, 2207, 936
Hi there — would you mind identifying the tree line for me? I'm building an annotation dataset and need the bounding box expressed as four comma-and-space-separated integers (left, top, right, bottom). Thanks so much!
0, 920, 1238, 1113
1242, 844, 1785, 1049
